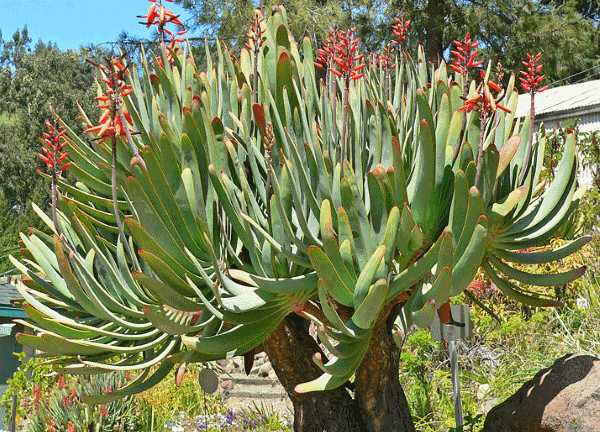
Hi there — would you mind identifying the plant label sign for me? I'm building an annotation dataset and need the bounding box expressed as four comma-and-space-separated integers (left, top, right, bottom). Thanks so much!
429, 304, 472, 342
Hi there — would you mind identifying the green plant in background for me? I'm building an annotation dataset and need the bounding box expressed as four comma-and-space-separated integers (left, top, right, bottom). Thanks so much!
0, 357, 150, 432
9, 1, 590, 430
24, 372, 146, 432
138, 363, 224, 430
0, 354, 53, 428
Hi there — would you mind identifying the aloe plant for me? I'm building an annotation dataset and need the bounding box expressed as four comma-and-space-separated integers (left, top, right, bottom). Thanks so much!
11, 5, 588, 431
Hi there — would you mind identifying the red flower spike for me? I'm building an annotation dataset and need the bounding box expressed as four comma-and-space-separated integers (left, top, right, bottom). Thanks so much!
85, 57, 135, 142
450, 32, 483, 76
246, 10, 266, 53
32, 384, 42, 407
99, 405, 109, 417
519, 52, 547, 95
139, 0, 187, 67
315, 28, 337, 70
371, 44, 394, 71
459, 81, 511, 116
57, 374, 66, 389
330, 28, 366, 82
391, 16, 411, 47
38, 120, 69, 175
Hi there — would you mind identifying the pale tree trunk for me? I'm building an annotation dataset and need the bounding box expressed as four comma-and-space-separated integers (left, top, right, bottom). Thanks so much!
264, 314, 416, 432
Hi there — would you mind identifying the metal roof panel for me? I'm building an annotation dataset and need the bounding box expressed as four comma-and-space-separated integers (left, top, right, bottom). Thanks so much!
517, 79, 600, 117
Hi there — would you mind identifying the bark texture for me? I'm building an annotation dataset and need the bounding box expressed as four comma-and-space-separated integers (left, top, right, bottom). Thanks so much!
355, 313, 416, 432
264, 314, 416, 432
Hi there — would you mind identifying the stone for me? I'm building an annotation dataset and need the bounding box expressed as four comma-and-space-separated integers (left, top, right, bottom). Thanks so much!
477, 383, 490, 401
220, 379, 234, 390
483, 354, 600, 432
258, 363, 272, 378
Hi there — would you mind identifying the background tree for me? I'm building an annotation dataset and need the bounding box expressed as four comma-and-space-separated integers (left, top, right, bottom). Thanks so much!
0, 28, 98, 272
176, 0, 600, 83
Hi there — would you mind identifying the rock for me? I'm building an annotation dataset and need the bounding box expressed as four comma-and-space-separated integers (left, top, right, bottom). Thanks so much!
477, 383, 490, 401
483, 354, 600, 432
258, 363, 272, 377
220, 379, 234, 390
481, 398, 498, 415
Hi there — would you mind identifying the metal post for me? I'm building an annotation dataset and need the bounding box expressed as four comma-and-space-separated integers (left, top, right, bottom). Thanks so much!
9, 394, 17, 432
448, 339, 463, 429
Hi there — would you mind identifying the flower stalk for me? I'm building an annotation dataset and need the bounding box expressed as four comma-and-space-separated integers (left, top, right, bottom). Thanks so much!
518, 52, 547, 184
245, 10, 266, 104
459, 80, 510, 187
330, 28, 365, 174
38, 119, 70, 234
315, 28, 338, 144
86, 56, 145, 270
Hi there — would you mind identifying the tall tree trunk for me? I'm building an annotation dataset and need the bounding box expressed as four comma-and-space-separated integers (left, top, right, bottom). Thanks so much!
425, 0, 445, 64
264, 315, 363, 431
355, 311, 416, 432
264, 314, 416, 432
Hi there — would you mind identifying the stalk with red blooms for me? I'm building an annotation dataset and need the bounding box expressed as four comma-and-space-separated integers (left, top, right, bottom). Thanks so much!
139, 0, 186, 67
450, 33, 483, 96
391, 16, 411, 49
459, 77, 511, 186
86, 56, 144, 268
38, 119, 69, 232
519, 52, 548, 183
331, 28, 365, 172
315, 28, 339, 142
245, 9, 266, 103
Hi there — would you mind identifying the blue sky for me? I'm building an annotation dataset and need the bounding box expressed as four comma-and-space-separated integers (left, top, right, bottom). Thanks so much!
0, 0, 190, 50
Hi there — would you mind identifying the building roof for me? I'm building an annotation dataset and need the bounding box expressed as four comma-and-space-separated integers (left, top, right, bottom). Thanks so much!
517, 79, 600, 118
0, 278, 22, 307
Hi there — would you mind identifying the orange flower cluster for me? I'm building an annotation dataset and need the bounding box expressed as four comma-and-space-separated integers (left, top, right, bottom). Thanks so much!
61, 387, 79, 408
459, 79, 510, 115
140, 0, 184, 34
371, 44, 394, 71
32, 384, 42, 408
314, 28, 337, 70
245, 10, 266, 52
38, 120, 69, 174
85, 58, 134, 142
330, 28, 366, 81
391, 16, 411, 47
139, 0, 186, 67
519, 52, 548, 94
99, 404, 109, 417
450, 32, 483, 75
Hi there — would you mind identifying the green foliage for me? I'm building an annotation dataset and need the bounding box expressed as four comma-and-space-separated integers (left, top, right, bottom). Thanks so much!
0, 356, 150, 431
138, 364, 225, 429
0, 353, 53, 427
25, 373, 148, 432
9, 6, 586, 417
0, 27, 98, 271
